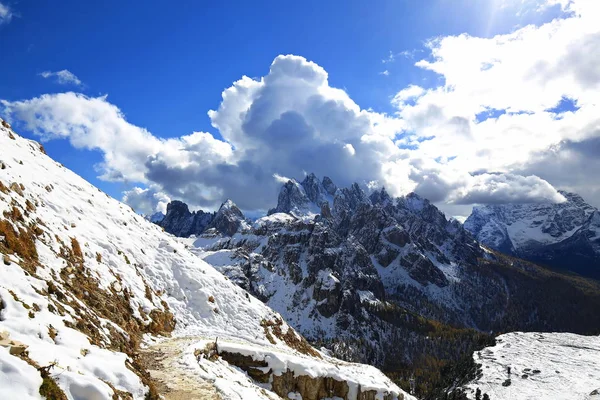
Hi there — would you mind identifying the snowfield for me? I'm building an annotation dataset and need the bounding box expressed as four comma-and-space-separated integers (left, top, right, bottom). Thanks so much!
465, 332, 600, 400
0, 121, 412, 400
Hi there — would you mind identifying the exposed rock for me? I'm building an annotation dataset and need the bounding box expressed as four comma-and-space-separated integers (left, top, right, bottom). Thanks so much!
219, 350, 405, 400
158, 200, 215, 237
158, 199, 246, 237
0, 331, 29, 356
207, 199, 246, 236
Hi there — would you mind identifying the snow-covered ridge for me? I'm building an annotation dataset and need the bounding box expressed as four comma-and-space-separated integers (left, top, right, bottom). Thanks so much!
464, 193, 600, 278
463, 332, 600, 400
0, 120, 411, 400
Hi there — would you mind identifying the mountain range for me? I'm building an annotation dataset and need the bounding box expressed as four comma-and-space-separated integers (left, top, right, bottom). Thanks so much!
157, 172, 600, 397
2, 116, 599, 399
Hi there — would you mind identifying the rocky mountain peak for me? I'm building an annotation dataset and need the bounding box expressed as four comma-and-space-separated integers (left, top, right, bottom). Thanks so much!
300, 173, 329, 205
208, 199, 246, 236
166, 199, 190, 214
269, 173, 341, 217
369, 187, 391, 206
268, 179, 310, 216
144, 211, 165, 223
322, 176, 337, 196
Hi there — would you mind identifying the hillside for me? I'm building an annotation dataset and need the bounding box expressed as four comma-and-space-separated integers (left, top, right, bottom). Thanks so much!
0, 119, 413, 400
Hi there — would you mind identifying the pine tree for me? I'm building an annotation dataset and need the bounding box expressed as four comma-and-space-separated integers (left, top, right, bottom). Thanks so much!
483, 394, 490, 400
475, 388, 482, 400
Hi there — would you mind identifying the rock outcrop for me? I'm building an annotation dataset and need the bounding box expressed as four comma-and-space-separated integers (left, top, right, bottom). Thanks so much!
158, 199, 246, 237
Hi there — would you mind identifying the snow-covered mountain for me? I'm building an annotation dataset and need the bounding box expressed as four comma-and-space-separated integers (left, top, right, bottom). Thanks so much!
0, 119, 413, 400
143, 211, 165, 223
160, 173, 600, 396
464, 192, 600, 279
462, 332, 600, 400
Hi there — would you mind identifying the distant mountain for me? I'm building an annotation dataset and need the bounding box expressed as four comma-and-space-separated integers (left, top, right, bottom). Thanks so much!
143, 211, 165, 223
464, 191, 600, 279
157, 198, 248, 237
162, 173, 600, 396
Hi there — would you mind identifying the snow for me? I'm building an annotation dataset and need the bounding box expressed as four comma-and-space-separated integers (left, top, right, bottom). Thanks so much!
0, 346, 43, 400
316, 269, 340, 290
254, 212, 295, 227
465, 332, 600, 400
0, 122, 409, 399
466, 195, 598, 254
192, 339, 413, 400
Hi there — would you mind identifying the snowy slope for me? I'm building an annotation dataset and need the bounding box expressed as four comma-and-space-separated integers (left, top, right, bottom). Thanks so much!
463, 332, 600, 400
0, 120, 411, 400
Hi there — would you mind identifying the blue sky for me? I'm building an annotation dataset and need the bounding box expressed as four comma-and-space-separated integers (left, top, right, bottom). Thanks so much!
2, 0, 598, 216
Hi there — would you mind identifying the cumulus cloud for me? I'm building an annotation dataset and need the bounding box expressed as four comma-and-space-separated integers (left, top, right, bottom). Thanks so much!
0, 2, 13, 25
4, 2, 600, 214
39, 70, 83, 86
451, 174, 567, 205
122, 186, 171, 215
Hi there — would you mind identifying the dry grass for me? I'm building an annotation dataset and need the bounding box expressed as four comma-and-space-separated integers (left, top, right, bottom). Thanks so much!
9, 182, 24, 196
4, 205, 24, 222
0, 219, 39, 274
261, 318, 320, 358
0, 180, 8, 194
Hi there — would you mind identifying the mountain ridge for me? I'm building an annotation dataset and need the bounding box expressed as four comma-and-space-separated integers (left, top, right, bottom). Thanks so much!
464, 190, 600, 279
159, 173, 600, 396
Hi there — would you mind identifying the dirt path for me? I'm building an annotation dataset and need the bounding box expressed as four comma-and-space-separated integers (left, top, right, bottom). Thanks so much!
139, 337, 221, 400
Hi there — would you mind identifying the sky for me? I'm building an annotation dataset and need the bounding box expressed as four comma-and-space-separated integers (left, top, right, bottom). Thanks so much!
1, 0, 599, 218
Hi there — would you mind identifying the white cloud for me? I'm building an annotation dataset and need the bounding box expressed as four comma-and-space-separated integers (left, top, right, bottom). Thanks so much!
379, 70, 390, 76
122, 186, 170, 215
0, 2, 13, 25
381, 51, 395, 64
4, 2, 600, 213
393, 0, 600, 208
39, 70, 83, 86
451, 174, 567, 204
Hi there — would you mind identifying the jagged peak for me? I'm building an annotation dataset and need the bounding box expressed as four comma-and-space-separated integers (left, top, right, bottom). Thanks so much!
322, 176, 337, 196
219, 198, 239, 211
166, 199, 191, 214
557, 190, 593, 206
369, 187, 391, 206
301, 172, 319, 184
216, 199, 245, 218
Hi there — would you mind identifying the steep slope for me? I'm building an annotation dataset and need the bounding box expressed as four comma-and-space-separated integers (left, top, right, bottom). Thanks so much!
0, 120, 412, 400
462, 332, 600, 400
464, 192, 600, 279
174, 174, 600, 396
